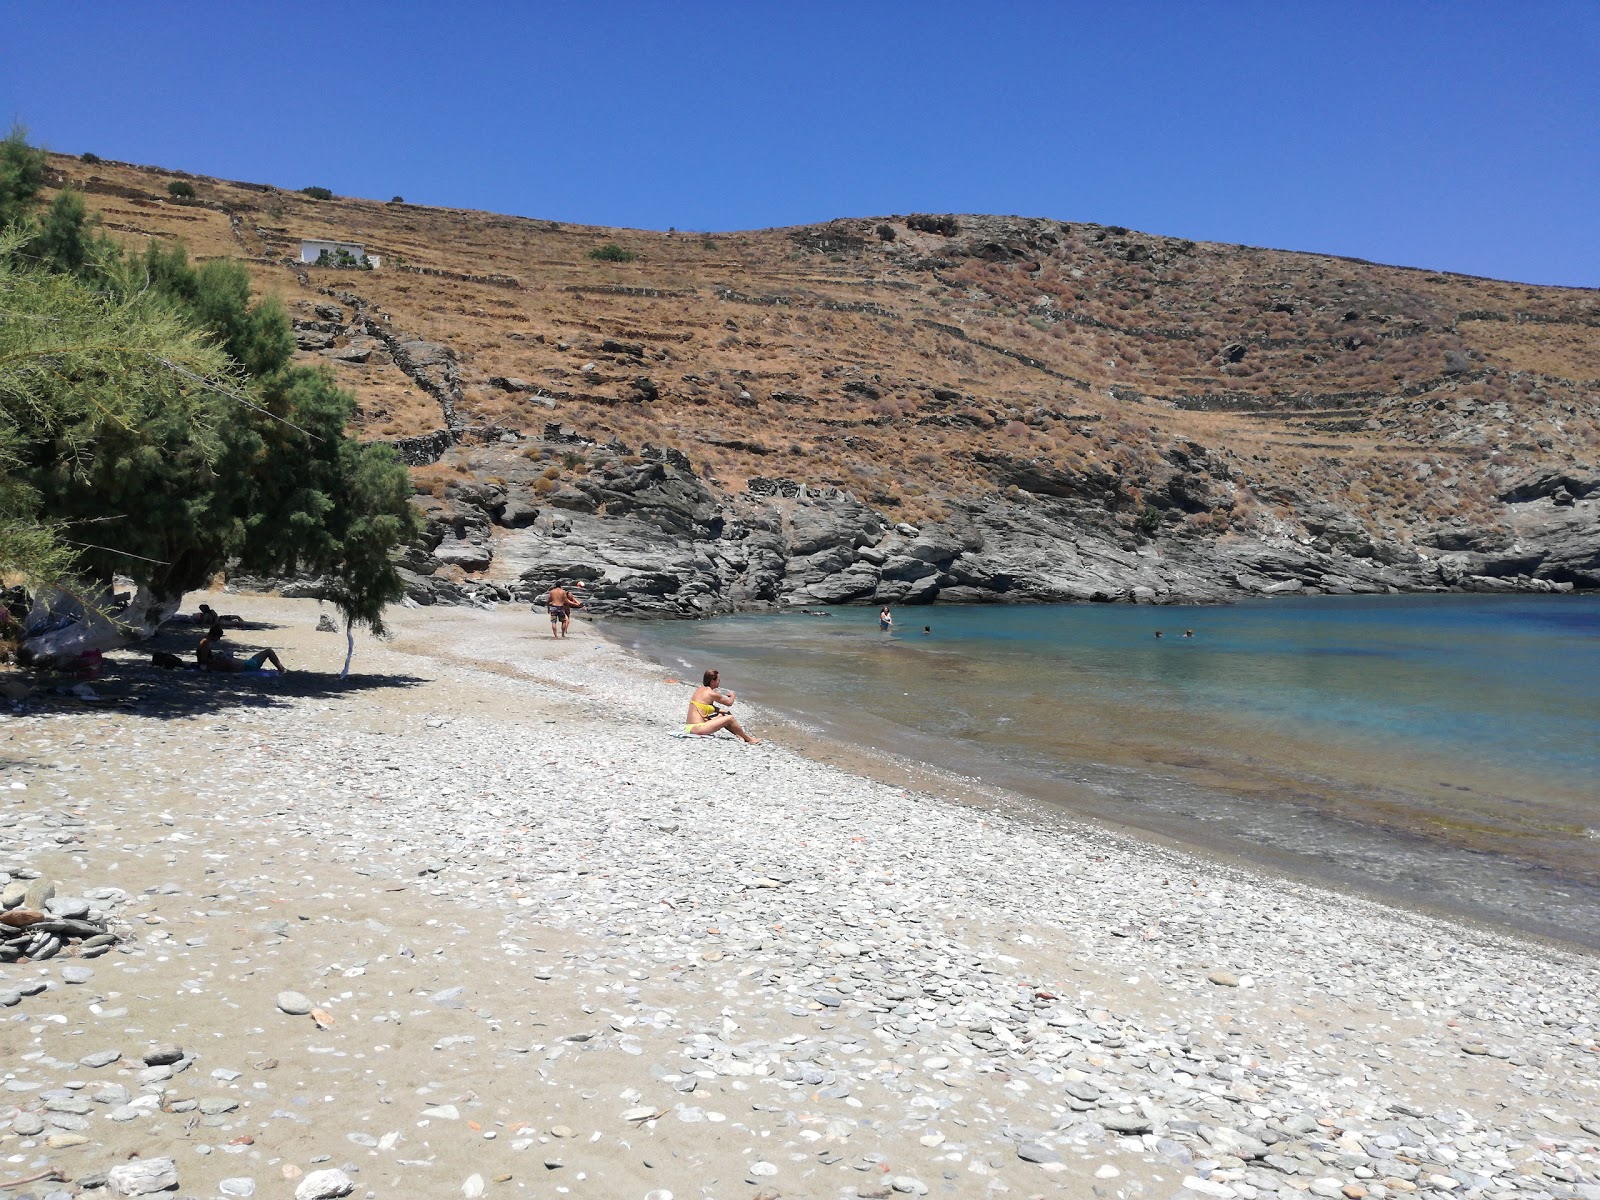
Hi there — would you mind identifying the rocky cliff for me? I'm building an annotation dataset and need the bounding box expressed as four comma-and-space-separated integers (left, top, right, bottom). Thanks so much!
41, 154, 1600, 614
394, 426, 1595, 616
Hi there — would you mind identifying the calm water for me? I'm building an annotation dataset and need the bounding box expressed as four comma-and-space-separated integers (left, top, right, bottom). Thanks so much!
621, 595, 1600, 949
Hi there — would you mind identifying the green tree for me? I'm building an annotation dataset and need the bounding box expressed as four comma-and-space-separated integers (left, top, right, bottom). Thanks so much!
33, 187, 95, 275
0, 135, 419, 666
0, 125, 47, 229
0, 228, 237, 597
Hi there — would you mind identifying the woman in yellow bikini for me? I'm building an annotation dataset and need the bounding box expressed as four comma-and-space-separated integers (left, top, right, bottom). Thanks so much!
684, 668, 762, 743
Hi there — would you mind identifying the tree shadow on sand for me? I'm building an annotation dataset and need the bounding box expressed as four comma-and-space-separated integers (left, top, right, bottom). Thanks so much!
22, 625, 427, 719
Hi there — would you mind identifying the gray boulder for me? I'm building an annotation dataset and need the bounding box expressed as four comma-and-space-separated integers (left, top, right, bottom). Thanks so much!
432, 540, 492, 571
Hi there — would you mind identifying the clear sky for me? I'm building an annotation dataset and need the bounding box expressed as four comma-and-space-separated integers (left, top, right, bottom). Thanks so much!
5, 1, 1597, 287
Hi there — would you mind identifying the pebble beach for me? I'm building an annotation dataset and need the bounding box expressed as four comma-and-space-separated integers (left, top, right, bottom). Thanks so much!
1, 596, 1596, 1200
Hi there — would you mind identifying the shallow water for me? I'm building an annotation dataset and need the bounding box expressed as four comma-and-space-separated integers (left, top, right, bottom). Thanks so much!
620, 594, 1600, 949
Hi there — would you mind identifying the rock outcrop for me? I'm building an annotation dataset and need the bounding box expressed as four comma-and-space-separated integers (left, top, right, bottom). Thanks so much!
386, 433, 1594, 616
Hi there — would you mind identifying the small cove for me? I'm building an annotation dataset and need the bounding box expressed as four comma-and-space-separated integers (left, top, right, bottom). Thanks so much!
619, 593, 1600, 950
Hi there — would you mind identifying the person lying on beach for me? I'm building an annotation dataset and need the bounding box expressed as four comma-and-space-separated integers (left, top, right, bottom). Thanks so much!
173, 603, 245, 628
546, 582, 583, 639
683, 668, 761, 743
196, 625, 286, 674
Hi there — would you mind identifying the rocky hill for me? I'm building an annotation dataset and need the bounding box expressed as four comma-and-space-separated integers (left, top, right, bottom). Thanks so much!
43, 153, 1600, 613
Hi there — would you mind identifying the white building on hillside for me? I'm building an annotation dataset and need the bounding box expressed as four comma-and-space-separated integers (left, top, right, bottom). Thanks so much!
299, 239, 381, 268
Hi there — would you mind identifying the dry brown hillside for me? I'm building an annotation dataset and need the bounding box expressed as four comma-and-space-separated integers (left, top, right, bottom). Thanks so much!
38, 152, 1600, 609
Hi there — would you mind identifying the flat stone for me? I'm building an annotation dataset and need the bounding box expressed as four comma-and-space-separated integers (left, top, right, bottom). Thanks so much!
12, 1112, 45, 1135
1208, 970, 1242, 987
1018, 1142, 1062, 1164
277, 991, 313, 1015
1102, 1114, 1154, 1135
61, 965, 95, 984
294, 1168, 355, 1200
1184, 1177, 1237, 1197
107, 1157, 178, 1195
200, 1097, 240, 1114
143, 1042, 184, 1066
80, 1049, 121, 1068
47, 1131, 91, 1148
45, 895, 91, 919
219, 1179, 257, 1198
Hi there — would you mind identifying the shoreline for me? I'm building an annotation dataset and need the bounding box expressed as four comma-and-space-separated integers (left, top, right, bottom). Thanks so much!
1, 595, 1597, 1199
607, 600, 1600, 955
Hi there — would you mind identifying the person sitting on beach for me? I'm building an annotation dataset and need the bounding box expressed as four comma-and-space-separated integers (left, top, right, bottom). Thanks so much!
546, 582, 583, 639
683, 668, 761, 743
196, 625, 286, 674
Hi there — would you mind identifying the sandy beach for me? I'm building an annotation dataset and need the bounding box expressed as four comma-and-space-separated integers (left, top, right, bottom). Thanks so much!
1, 595, 1597, 1200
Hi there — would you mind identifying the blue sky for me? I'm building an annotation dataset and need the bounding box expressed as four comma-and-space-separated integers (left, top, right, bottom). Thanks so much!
5, 1, 1597, 286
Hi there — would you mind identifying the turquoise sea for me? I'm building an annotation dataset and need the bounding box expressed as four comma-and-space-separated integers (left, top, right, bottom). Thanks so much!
620, 595, 1600, 950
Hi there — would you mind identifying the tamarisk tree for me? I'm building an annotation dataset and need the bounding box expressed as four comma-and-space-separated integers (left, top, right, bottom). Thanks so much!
1, 132, 417, 669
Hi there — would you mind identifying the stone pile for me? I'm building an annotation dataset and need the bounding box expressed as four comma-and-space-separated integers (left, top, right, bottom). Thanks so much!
1, 868, 124, 967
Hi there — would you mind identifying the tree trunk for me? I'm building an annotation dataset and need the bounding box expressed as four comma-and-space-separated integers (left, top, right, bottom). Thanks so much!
340, 620, 355, 679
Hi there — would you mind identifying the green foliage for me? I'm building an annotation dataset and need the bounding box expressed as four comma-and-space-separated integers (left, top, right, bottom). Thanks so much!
80, 152, 101, 165
389, 195, 404, 204
0, 136, 418, 638
0, 228, 236, 588
1136, 504, 1163, 535
300, 185, 334, 200
314, 247, 371, 270
588, 243, 637, 263
0, 125, 47, 229
34, 189, 97, 275
167, 180, 195, 199
906, 214, 959, 236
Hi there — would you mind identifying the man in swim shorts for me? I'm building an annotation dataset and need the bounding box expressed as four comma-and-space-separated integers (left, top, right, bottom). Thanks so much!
546, 581, 583, 638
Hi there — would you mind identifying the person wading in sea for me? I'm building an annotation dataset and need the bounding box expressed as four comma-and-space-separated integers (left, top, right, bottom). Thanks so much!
546, 581, 583, 639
